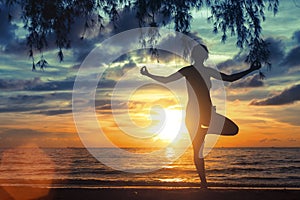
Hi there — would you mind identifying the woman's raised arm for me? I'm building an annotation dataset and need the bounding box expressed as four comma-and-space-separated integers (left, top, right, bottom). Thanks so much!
140, 66, 183, 84
206, 62, 262, 82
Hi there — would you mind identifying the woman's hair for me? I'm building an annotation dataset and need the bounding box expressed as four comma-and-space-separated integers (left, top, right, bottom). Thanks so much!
191, 43, 209, 62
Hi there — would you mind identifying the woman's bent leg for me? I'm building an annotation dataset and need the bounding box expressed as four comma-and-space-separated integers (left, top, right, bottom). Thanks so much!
208, 112, 239, 136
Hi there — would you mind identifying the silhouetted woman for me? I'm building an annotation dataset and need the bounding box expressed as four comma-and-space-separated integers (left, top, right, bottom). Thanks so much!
140, 44, 261, 188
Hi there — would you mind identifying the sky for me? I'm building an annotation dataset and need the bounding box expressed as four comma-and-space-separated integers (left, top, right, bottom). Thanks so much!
0, 1, 300, 148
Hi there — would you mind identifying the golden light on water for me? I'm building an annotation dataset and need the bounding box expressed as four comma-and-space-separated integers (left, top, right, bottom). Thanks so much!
0, 145, 55, 199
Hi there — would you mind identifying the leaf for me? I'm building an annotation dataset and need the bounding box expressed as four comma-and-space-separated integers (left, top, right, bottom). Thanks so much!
58, 50, 64, 62
4, 0, 280, 69
32, 62, 36, 71
259, 71, 266, 80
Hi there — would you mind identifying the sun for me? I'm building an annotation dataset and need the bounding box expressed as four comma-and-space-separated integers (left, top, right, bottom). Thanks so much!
150, 108, 185, 142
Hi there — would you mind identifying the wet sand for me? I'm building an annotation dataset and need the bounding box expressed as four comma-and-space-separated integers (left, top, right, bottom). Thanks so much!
1, 186, 299, 200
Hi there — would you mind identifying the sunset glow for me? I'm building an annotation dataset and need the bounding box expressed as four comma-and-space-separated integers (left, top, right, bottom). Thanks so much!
151, 108, 184, 142
0, 1, 299, 149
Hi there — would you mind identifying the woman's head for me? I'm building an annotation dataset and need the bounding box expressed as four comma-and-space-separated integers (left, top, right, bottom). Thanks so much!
191, 44, 209, 64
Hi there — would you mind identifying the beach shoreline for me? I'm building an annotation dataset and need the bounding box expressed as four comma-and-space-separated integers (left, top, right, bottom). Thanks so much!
1, 186, 299, 200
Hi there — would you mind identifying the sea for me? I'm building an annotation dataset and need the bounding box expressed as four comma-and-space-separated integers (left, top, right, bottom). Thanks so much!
0, 147, 299, 189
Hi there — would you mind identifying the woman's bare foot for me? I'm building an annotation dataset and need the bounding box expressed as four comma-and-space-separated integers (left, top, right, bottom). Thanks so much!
200, 182, 208, 189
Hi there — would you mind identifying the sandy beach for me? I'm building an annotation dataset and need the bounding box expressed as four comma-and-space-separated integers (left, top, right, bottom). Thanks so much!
1, 186, 299, 200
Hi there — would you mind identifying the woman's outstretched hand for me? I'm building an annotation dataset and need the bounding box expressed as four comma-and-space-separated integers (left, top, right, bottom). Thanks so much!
140, 66, 149, 76
250, 61, 262, 71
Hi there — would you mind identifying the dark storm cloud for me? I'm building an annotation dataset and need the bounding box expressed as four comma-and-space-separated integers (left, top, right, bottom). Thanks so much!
250, 84, 300, 105
229, 74, 264, 88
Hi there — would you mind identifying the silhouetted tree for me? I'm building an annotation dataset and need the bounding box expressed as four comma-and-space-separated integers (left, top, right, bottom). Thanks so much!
2, 0, 279, 71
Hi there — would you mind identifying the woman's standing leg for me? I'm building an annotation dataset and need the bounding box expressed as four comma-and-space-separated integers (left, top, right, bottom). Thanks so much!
192, 127, 208, 188
185, 105, 209, 188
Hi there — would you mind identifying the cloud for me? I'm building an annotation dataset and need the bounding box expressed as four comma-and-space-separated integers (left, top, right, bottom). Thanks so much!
2, 3, 101, 60
96, 97, 178, 112
250, 84, 300, 105
288, 138, 297, 142
0, 105, 50, 113
279, 30, 300, 68
0, 128, 49, 146
0, 77, 41, 91
272, 107, 300, 126
0, 4, 17, 45
265, 37, 285, 63
281, 46, 300, 67
9, 75, 117, 92
0, 128, 80, 147
113, 54, 131, 63
0, 92, 72, 115
7, 92, 71, 104
72, 7, 144, 63
0, 3, 38, 56
103, 59, 137, 81
32, 109, 72, 116
29, 77, 75, 91
109, 8, 140, 35
122, 60, 137, 71
259, 138, 281, 143
216, 53, 247, 73
109, 6, 171, 36
292, 30, 300, 44
216, 37, 285, 74
97, 102, 128, 111
8, 94, 46, 104
229, 74, 264, 88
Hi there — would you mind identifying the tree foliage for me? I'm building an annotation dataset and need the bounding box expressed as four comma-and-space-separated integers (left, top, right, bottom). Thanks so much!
2, 0, 279, 70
